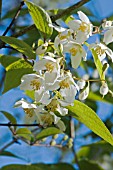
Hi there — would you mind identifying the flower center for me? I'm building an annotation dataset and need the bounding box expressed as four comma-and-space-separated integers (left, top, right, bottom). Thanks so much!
45, 62, 54, 72
46, 99, 58, 112
24, 108, 34, 117
30, 79, 41, 90
95, 46, 105, 56
41, 114, 53, 125
59, 79, 70, 89
79, 22, 87, 32
69, 48, 78, 56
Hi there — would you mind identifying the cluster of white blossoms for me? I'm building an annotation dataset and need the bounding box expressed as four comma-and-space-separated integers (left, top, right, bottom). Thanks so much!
15, 11, 113, 130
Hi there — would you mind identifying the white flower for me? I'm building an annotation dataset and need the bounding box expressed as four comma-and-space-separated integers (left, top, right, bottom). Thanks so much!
67, 11, 93, 43
33, 56, 60, 84
90, 43, 113, 62
102, 20, 112, 29
35, 89, 51, 105
103, 26, 113, 45
77, 79, 86, 89
100, 83, 109, 96
63, 41, 87, 69
14, 98, 37, 123
54, 29, 73, 49
36, 42, 48, 55
58, 72, 79, 106
20, 74, 44, 91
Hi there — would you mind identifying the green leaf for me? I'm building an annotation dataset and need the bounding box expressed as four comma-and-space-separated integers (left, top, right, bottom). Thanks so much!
1, 163, 75, 170
67, 100, 113, 145
36, 127, 61, 140
88, 91, 113, 105
77, 141, 113, 160
25, 1, 53, 39
78, 159, 104, 170
91, 49, 105, 80
25, 90, 35, 100
16, 128, 32, 140
0, 36, 36, 59
0, 54, 20, 68
0, 111, 17, 130
0, 151, 25, 160
3, 59, 33, 93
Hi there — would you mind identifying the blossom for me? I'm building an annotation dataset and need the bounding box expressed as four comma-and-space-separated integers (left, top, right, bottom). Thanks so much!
90, 43, 113, 62
14, 98, 37, 123
77, 79, 86, 89
103, 26, 113, 45
79, 82, 89, 100
36, 42, 48, 55
20, 74, 44, 91
58, 72, 79, 106
67, 11, 93, 43
33, 56, 60, 85
63, 41, 87, 69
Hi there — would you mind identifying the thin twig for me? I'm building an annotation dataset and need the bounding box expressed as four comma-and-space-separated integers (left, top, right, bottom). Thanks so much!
70, 117, 81, 169
51, 0, 91, 22
2, 1, 24, 36
11, 0, 90, 38
0, 123, 43, 127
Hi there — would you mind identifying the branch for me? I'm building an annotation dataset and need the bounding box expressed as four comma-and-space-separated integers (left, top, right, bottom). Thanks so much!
12, 0, 90, 38
51, 0, 91, 22
0, 123, 43, 127
2, 1, 24, 36
70, 117, 81, 169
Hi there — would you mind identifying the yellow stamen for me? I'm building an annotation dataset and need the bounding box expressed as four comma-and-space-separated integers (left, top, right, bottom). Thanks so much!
30, 79, 41, 90
59, 79, 70, 89
24, 108, 34, 117
69, 48, 78, 56
45, 62, 54, 72
95, 46, 105, 56
41, 114, 53, 125
79, 22, 87, 32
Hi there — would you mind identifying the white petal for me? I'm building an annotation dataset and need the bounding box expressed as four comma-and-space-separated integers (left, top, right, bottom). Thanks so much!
103, 28, 113, 45
71, 52, 82, 69
78, 11, 90, 23
50, 112, 61, 124
106, 48, 113, 62
56, 107, 68, 116
67, 20, 81, 31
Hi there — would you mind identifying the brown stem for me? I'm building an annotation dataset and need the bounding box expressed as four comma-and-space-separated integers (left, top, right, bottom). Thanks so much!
2, 1, 24, 36
0, 123, 43, 127
51, 0, 91, 22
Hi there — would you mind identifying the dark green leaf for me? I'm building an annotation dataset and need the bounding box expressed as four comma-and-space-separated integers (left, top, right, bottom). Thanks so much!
0, 151, 25, 160
0, 36, 36, 59
25, 1, 53, 39
3, 59, 33, 93
79, 159, 104, 170
36, 127, 61, 140
77, 141, 113, 160
0, 54, 20, 68
1, 163, 75, 170
67, 100, 113, 145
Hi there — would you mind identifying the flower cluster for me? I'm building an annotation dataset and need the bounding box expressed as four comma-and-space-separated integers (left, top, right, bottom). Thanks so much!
15, 11, 113, 131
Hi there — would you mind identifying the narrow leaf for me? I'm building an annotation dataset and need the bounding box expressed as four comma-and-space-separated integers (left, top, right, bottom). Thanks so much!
91, 49, 105, 80
0, 36, 36, 59
36, 127, 61, 140
0, 111, 17, 125
16, 128, 32, 140
67, 100, 113, 145
25, 1, 53, 39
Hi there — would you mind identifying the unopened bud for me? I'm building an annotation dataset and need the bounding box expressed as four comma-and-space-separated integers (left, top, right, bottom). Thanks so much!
63, 135, 69, 141
53, 134, 59, 139
77, 79, 86, 89
50, 140, 56, 146
100, 83, 108, 96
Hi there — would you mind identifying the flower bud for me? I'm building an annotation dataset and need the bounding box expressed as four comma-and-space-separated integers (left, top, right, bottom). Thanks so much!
50, 140, 56, 146
63, 135, 69, 141
100, 83, 108, 96
79, 82, 89, 100
77, 79, 86, 89
53, 134, 59, 139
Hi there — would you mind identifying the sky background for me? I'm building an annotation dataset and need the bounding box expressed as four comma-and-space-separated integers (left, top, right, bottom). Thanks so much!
0, 0, 113, 169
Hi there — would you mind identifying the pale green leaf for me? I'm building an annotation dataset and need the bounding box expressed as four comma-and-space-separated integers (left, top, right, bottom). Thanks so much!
16, 128, 32, 140
91, 49, 105, 80
67, 100, 113, 145
3, 59, 34, 93
0, 36, 36, 59
25, 1, 53, 39
36, 127, 61, 140
0, 111, 17, 125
